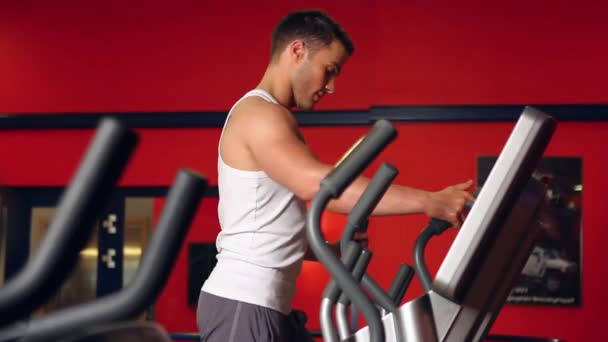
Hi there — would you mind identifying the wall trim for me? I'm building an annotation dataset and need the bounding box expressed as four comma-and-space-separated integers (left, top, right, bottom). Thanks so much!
0, 105, 606, 129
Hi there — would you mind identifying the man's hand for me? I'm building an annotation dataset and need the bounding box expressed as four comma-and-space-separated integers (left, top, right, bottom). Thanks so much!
424, 179, 475, 228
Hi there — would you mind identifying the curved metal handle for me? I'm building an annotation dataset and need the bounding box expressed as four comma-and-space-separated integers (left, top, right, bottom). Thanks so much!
415, 188, 478, 293
308, 120, 396, 342
321, 242, 363, 342
338, 249, 373, 306
341, 162, 398, 252
321, 120, 396, 197
387, 263, 415, 304
4, 170, 208, 342
0, 118, 138, 327
414, 218, 452, 292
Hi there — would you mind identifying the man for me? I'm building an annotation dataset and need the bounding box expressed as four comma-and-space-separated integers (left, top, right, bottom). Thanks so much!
197, 9, 474, 342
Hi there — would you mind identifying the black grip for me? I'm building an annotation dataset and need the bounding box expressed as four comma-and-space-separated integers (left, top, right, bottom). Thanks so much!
361, 274, 397, 312
426, 185, 479, 234
414, 187, 477, 292
307, 121, 394, 342
0, 118, 138, 327
320, 120, 396, 197
414, 217, 454, 293
340, 221, 369, 253
428, 218, 452, 234
8, 170, 208, 342
338, 249, 373, 305
322, 242, 363, 302
387, 263, 415, 304
341, 163, 398, 249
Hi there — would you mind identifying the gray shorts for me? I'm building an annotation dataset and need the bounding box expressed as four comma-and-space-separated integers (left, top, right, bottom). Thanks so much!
197, 291, 313, 342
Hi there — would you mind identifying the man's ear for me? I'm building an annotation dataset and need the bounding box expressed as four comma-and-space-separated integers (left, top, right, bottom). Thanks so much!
288, 39, 306, 63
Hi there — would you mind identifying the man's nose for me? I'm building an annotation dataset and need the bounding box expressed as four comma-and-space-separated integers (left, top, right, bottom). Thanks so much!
324, 78, 336, 94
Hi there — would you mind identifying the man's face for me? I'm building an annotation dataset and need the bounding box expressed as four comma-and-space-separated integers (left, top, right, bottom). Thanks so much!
292, 40, 349, 110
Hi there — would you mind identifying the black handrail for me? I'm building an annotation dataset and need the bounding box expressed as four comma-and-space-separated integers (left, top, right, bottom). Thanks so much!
0, 118, 138, 327
414, 218, 452, 292
340, 162, 400, 312
0, 169, 207, 342
307, 119, 396, 342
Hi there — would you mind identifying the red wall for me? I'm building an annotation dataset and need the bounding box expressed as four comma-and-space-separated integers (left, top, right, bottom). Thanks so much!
1, 0, 607, 113
1, 1, 607, 341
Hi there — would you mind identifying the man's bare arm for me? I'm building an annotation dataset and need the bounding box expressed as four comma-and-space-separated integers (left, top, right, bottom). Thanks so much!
242, 101, 473, 226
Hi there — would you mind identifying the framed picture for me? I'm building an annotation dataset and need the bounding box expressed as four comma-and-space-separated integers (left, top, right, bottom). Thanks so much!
477, 156, 582, 306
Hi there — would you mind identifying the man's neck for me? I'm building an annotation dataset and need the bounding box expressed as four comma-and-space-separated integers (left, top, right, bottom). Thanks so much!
256, 64, 295, 109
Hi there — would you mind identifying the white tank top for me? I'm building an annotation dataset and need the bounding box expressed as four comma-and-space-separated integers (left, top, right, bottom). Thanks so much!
201, 89, 308, 314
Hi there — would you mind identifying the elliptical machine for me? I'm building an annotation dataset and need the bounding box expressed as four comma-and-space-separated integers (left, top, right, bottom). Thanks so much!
0, 118, 208, 342
307, 106, 557, 342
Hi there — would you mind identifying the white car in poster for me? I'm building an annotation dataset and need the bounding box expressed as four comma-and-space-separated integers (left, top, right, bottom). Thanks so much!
522, 246, 577, 293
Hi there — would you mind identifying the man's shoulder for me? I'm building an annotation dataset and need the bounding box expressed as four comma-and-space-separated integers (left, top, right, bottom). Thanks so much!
231, 96, 296, 128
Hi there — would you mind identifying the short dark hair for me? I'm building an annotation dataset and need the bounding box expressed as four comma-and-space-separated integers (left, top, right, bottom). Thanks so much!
270, 9, 355, 58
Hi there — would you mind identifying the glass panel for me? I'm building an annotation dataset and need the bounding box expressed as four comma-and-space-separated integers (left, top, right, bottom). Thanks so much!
123, 197, 154, 320
29, 207, 98, 315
